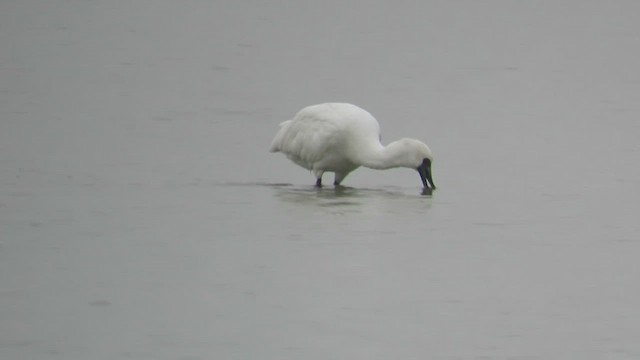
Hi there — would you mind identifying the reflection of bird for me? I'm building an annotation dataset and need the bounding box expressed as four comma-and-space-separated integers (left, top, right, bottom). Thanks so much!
270, 103, 435, 190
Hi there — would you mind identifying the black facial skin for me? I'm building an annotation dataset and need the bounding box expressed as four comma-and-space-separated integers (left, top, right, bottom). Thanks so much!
417, 158, 435, 190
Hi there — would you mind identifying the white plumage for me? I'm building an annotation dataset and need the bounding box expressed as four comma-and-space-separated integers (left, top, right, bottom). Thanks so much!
270, 103, 435, 189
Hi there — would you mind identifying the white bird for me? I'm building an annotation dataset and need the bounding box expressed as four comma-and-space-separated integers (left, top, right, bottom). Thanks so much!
270, 103, 435, 190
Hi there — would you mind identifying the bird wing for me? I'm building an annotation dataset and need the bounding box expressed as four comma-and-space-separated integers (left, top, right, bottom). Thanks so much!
269, 120, 292, 153
269, 112, 342, 170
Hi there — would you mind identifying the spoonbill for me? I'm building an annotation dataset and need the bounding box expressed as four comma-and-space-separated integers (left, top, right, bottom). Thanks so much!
270, 103, 435, 190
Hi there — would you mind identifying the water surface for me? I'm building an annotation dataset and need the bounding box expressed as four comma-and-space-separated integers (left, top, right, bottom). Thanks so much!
2, 1, 640, 359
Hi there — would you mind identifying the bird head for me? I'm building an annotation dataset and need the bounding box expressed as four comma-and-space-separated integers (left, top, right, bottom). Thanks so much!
389, 138, 435, 191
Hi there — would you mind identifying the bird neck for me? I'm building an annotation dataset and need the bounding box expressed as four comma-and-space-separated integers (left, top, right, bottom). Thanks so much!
358, 141, 409, 170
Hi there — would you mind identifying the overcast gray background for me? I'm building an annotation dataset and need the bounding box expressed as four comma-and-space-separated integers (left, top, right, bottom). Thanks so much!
2, 1, 640, 359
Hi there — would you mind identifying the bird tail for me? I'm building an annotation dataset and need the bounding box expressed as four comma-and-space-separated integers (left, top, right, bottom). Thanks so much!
269, 120, 292, 152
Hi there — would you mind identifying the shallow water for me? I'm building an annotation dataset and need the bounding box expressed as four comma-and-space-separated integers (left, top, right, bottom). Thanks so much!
2, 1, 640, 359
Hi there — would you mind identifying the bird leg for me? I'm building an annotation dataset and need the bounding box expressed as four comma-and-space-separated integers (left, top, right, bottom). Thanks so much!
313, 170, 324, 187
334, 172, 348, 186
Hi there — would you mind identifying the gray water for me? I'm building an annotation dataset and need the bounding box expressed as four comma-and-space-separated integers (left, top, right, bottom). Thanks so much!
2, 1, 640, 359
